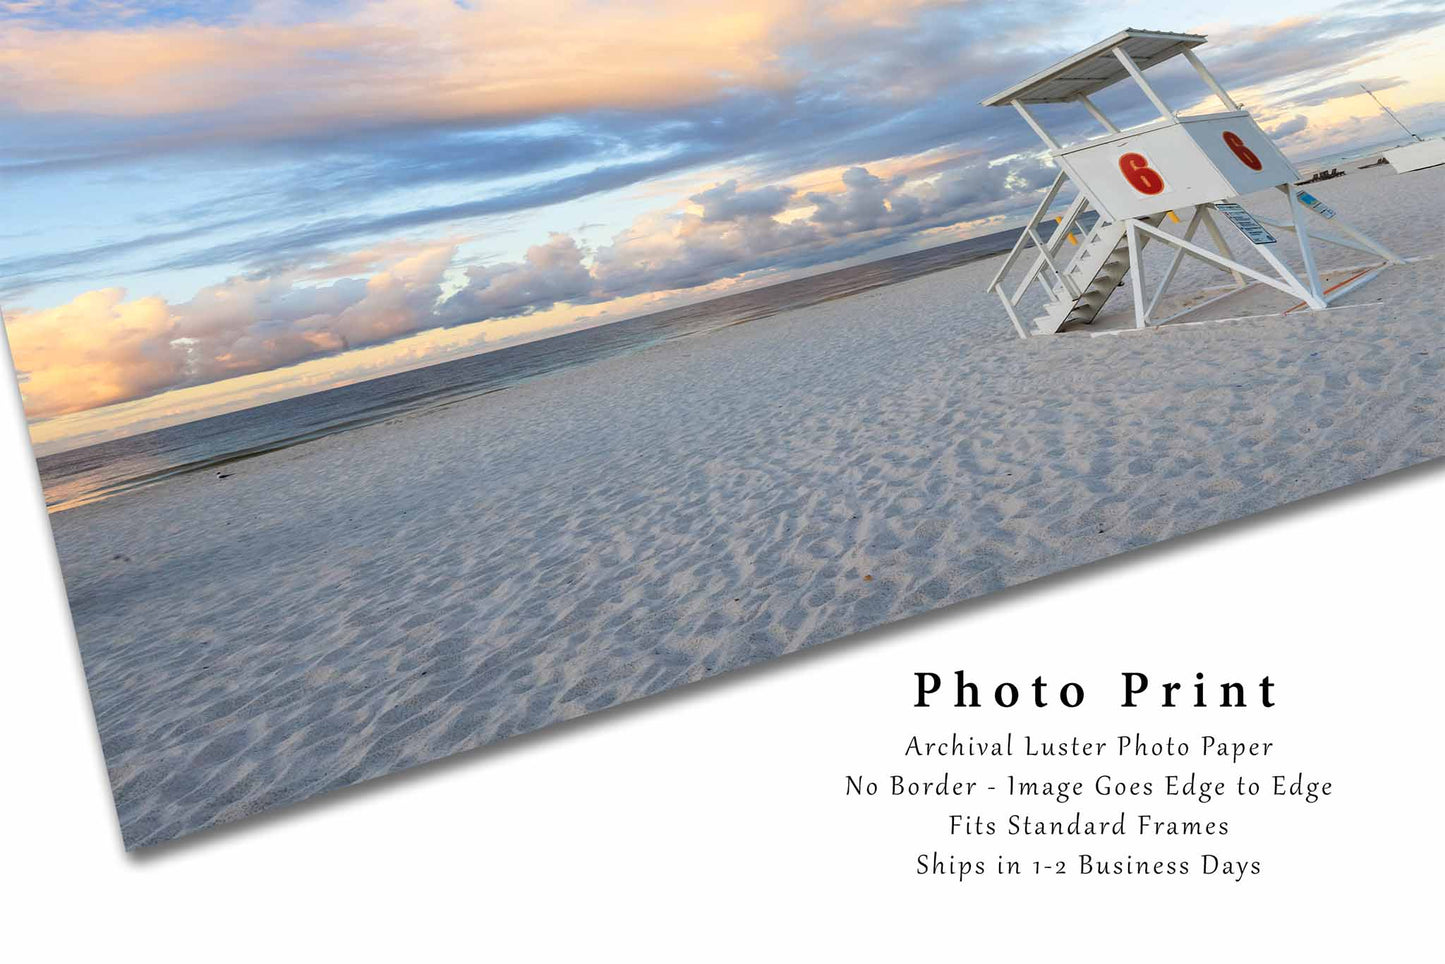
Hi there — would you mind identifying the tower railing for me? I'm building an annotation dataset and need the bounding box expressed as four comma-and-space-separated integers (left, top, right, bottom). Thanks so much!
985, 172, 1094, 339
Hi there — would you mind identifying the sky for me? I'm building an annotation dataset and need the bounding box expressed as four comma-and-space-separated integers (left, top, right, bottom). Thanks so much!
4, 0, 1444, 453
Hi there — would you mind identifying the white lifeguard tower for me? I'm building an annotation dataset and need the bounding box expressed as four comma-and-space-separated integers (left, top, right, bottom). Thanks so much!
982, 30, 1401, 338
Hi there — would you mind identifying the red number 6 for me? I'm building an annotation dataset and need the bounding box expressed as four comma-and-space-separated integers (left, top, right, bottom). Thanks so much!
1118, 152, 1165, 195
1222, 131, 1263, 171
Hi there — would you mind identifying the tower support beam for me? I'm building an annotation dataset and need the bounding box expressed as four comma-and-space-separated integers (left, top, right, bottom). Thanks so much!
1112, 47, 1174, 121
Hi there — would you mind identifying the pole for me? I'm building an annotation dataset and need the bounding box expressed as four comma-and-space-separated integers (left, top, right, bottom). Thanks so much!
1113, 47, 1174, 122
1285, 187, 1323, 304
1361, 84, 1422, 143
1011, 99, 1061, 151
1183, 49, 1240, 112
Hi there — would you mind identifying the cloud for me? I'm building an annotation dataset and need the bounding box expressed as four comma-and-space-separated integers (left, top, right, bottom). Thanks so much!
807, 167, 912, 234
5, 288, 183, 419
595, 156, 1051, 298
0, 146, 731, 292
1268, 114, 1310, 139
20, 0, 1431, 294
1, 0, 1056, 290
177, 244, 459, 382
438, 234, 597, 324
590, 206, 820, 298
8, 154, 1053, 420
690, 180, 796, 222
1, 1, 956, 145
7, 244, 458, 418
1282, 77, 1407, 110
1206, 6, 1445, 104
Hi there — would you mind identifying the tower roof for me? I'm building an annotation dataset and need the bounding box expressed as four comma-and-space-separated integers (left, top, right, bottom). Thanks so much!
981, 29, 1207, 106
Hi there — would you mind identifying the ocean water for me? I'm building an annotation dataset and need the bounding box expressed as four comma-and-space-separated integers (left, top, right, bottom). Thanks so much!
36, 230, 1017, 512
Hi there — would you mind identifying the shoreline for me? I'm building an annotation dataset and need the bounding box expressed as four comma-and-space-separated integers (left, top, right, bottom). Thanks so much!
36, 234, 1020, 513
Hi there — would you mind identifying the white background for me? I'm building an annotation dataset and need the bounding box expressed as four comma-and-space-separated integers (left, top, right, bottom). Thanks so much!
2, 352, 1440, 959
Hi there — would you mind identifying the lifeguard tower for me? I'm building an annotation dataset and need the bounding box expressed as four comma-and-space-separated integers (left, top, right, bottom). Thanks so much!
982, 30, 1400, 338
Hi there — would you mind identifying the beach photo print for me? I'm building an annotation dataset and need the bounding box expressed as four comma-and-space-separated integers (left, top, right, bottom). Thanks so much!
3, 2, 1442, 849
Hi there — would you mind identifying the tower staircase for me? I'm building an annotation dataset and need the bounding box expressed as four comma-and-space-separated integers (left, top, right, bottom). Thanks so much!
1031, 211, 1166, 333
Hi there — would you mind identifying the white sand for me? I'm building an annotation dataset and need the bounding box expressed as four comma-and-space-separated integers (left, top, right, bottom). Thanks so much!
51, 162, 1443, 848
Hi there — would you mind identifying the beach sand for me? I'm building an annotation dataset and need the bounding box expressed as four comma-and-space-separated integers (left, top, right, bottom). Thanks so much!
50, 162, 1443, 848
